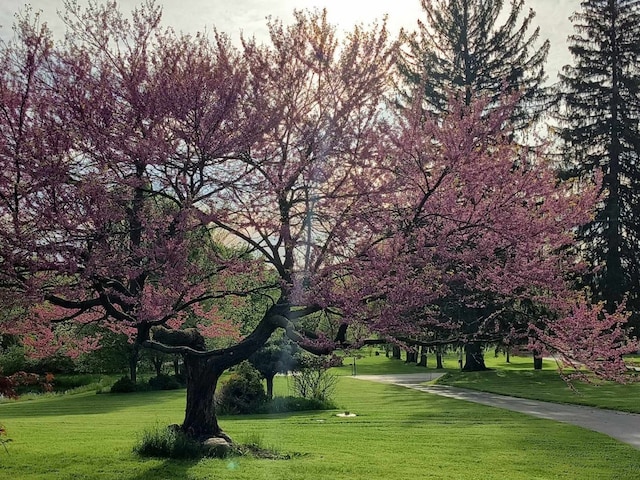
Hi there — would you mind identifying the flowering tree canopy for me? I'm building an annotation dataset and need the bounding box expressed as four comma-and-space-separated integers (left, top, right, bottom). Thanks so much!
0, 1, 635, 442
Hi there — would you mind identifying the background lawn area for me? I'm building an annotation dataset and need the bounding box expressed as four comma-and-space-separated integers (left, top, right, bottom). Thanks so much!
332, 349, 640, 413
435, 354, 640, 413
1, 368, 639, 479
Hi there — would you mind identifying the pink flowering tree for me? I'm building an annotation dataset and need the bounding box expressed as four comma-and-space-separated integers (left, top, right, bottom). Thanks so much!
0, 3, 395, 441
329, 93, 637, 373
0, 1, 635, 446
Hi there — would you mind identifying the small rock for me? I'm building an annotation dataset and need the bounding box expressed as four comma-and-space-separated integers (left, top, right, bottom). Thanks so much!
203, 437, 232, 457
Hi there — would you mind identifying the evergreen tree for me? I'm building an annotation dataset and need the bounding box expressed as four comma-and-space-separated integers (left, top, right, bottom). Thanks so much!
398, 0, 550, 133
556, 0, 640, 321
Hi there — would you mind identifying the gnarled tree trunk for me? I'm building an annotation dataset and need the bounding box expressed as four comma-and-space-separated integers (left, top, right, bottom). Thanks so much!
181, 355, 228, 441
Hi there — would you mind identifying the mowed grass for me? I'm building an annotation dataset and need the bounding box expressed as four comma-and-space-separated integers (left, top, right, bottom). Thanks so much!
1, 364, 640, 479
436, 354, 640, 413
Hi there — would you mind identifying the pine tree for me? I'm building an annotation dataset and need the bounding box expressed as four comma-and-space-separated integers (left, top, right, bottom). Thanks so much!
398, 0, 550, 133
557, 0, 640, 320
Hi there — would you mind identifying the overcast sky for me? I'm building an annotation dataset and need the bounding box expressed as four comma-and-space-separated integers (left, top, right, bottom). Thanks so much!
0, 0, 580, 82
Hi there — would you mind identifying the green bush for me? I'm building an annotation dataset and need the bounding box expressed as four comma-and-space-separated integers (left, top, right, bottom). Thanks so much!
0, 345, 28, 376
110, 376, 137, 393
258, 396, 336, 413
148, 374, 182, 391
133, 425, 203, 459
216, 362, 267, 414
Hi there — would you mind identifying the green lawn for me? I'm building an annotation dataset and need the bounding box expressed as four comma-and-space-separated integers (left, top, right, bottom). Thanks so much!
1, 365, 639, 479
435, 354, 640, 413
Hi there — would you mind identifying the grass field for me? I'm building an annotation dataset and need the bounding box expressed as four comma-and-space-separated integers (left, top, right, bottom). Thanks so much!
434, 353, 640, 413
1, 354, 640, 479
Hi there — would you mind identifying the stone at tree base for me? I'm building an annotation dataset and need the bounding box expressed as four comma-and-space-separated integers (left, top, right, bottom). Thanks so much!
202, 437, 232, 457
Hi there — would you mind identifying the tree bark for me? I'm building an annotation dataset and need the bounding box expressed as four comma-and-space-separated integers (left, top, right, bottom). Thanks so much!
181, 355, 229, 441
265, 374, 275, 400
405, 350, 417, 363
129, 344, 140, 383
462, 343, 488, 371
152, 354, 163, 377
173, 357, 180, 376
436, 351, 444, 369
533, 350, 543, 370
418, 345, 427, 367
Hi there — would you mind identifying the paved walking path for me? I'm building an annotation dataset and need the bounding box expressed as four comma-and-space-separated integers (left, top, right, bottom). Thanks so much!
351, 373, 640, 450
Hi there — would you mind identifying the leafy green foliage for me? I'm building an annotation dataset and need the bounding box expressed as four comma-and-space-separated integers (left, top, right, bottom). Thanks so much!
216, 362, 267, 414
258, 396, 336, 413
110, 376, 137, 393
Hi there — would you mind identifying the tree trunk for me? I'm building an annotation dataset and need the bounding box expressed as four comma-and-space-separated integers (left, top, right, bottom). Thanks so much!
152, 355, 163, 377
392, 345, 401, 359
506, 349, 510, 363
405, 350, 417, 363
173, 356, 180, 376
533, 351, 543, 370
266, 374, 275, 400
181, 355, 228, 441
462, 343, 488, 371
435, 346, 444, 369
129, 344, 140, 383
418, 346, 427, 367
436, 351, 444, 369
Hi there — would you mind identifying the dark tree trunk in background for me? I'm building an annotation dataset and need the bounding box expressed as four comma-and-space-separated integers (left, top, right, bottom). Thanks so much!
436, 349, 444, 369
129, 344, 140, 383
462, 343, 488, 371
533, 350, 543, 370
392, 345, 401, 359
265, 374, 275, 400
174, 357, 180, 376
506, 349, 510, 363
152, 355, 163, 376
418, 346, 427, 367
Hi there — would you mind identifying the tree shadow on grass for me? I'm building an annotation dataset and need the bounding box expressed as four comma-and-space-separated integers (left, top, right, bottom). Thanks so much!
128, 458, 200, 480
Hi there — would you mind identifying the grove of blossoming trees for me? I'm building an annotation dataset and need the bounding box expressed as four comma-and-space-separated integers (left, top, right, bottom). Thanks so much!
0, 1, 635, 443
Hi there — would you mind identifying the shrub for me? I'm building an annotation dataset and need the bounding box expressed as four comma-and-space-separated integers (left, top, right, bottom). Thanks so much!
110, 376, 137, 393
133, 424, 203, 459
148, 374, 182, 390
291, 356, 338, 402
258, 396, 336, 413
0, 345, 28, 376
216, 362, 267, 414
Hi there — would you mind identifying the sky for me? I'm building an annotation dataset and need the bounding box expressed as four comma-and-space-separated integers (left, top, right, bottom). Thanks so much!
0, 0, 580, 82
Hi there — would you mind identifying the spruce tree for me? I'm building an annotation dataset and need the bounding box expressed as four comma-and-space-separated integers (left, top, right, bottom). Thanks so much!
398, 0, 550, 133
557, 0, 640, 320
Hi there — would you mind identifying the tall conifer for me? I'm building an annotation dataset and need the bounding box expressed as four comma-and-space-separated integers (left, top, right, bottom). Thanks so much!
557, 0, 640, 319
398, 0, 550, 133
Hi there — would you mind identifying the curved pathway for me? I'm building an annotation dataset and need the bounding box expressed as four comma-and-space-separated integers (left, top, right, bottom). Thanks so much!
351, 373, 640, 450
